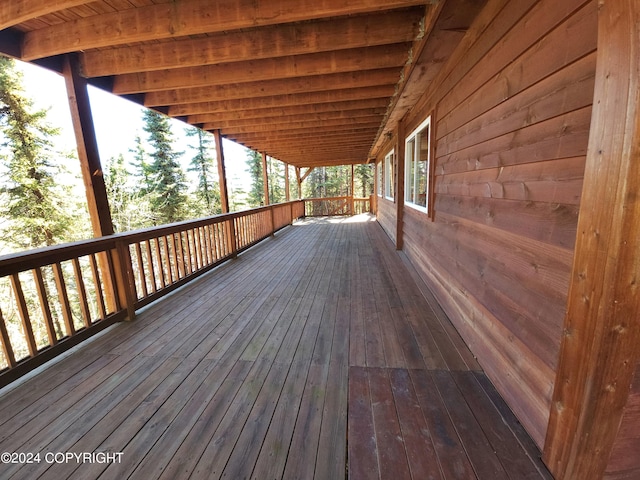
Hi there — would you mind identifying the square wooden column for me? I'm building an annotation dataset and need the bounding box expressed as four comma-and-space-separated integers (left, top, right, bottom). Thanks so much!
261, 152, 270, 205
543, 1, 640, 478
284, 163, 290, 202
63, 54, 114, 237
213, 129, 230, 213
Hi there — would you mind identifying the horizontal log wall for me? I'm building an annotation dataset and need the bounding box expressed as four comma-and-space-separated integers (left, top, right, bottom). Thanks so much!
392, 0, 596, 448
376, 198, 396, 243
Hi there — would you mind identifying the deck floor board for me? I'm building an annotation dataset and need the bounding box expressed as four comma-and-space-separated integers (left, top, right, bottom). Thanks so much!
0, 216, 551, 480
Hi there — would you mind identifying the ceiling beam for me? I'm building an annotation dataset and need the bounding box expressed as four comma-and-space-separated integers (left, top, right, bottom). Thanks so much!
212, 119, 382, 133
190, 108, 385, 129
112, 43, 410, 94
21, 0, 431, 61
229, 132, 376, 143
185, 98, 389, 123
145, 68, 401, 106
0, 0, 88, 30
80, 9, 422, 77
168, 86, 394, 116
225, 129, 378, 143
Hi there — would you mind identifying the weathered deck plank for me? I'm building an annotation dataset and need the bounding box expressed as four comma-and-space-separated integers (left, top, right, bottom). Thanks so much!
0, 216, 550, 480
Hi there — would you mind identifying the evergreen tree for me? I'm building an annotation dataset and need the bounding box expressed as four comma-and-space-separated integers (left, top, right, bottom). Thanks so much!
355, 163, 374, 197
186, 127, 220, 216
245, 150, 264, 207
129, 134, 153, 195
142, 109, 187, 224
0, 57, 84, 250
267, 156, 285, 204
104, 153, 153, 232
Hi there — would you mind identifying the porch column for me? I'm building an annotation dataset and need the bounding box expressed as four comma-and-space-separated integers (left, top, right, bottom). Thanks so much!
63, 54, 113, 237
350, 164, 355, 214
213, 129, 230, 213
284, 163, 290, 202
295, 167, 302, 199
543, 1, 640, 478
261, 152, 270, 205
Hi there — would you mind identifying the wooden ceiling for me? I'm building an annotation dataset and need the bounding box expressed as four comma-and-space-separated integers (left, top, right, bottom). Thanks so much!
0, 0, 482, 168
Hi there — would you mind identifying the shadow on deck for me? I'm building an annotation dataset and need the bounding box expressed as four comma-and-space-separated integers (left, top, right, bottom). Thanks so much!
0, 216, 552, 479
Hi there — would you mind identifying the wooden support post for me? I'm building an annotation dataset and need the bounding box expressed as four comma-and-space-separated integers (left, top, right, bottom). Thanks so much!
213, 129, 230, 213
350, 164, 355, 215
63, 54, 114, 237
295, 167, 302, 199
261, 152, 270, 206
63, 54, 122, 315
284, 163, 290, 202
395, 119, 406, 250
543, 2, 640, 478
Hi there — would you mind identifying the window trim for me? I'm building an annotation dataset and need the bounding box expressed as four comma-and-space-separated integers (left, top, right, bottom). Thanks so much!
376, 159, 383, 197
384, 149, 394, 201
404, 116, 433, 217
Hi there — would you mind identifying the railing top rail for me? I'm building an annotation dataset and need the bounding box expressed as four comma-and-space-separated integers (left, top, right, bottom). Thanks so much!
0, 200, 304, 277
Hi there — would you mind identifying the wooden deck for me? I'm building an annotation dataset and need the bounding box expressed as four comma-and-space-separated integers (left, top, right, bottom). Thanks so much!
0, 216, 552, 480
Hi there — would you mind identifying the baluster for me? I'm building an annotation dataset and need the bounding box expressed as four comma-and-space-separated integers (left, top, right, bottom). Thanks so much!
10, 274, 37, 357
32, 267, 58, 345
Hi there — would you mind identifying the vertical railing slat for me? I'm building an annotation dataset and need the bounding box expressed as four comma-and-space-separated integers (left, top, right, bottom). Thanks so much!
10, 274, 37, 357
71, 257, 92, 328
144, 240, 157, 294
52, 262, 75, 337
32, 267, 58, 346
88, 254, 107, 319
0, 308, 16, 368
133, 243, 148, 300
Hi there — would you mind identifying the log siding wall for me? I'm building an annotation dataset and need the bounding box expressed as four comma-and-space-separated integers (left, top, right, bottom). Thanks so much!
380, 0, 597, 448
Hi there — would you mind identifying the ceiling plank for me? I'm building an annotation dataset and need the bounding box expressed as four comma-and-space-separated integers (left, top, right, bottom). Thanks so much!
0, 0, 89, 30
210, 117, 382, 132
112, 43, 410, 94
21, 0, 431, 61
145, 68, 401, 106
217, 121, 381, 135
190, 108, 386, 128
168, 86, 394, 116
186, 98, 389, 123
225, 127, 379, 142
81, 9, 422, 77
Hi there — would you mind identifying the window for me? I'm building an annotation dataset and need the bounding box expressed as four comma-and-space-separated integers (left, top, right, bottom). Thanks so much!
404, 116, 432, 215
384, 150, 394, 200
376, 160, 383, 197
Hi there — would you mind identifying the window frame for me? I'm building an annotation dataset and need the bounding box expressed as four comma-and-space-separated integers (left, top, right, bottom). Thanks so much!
376, 159, 383, 197
384, 149, 394, 201
404, 116, 434, 217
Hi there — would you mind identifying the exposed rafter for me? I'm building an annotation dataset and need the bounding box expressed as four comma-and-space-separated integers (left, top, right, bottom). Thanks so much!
20, 0, 431, 61
0, 0, 474, 168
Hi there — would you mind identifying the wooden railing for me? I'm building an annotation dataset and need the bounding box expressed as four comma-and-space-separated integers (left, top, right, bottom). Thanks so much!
304, 196, 372, 217
0, 201, 304, 387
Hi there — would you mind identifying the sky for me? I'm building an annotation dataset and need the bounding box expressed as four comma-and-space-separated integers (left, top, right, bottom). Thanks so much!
14, 60, 252, 191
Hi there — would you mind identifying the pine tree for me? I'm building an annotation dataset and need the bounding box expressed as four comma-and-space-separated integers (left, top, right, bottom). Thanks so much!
142, 109, 187, 224
0, 57, 84, 250
245, 150, 264, 207
129, 134, 152, 195
186, 127, 220, 216
267, 156, 285, 204
104, 153, 153, 232
355, 163, 374, 197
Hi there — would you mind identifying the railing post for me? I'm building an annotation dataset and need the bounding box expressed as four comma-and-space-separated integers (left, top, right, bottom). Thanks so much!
226, 218, 238, 258
269, 205, 276, 236
113, 241, 137, 321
